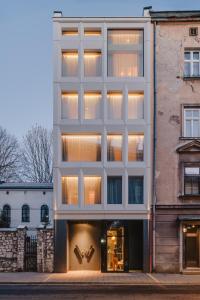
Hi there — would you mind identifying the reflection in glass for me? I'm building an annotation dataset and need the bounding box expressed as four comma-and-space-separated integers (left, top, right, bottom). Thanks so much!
84, 51, 102, 77
107, 92, 123, 120
128, 93, 144, 119
128, 134, 144, 161
107, 226, 124, 271
107, 135, 122, 161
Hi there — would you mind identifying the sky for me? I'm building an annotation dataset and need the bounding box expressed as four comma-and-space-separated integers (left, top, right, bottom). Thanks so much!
0, 0, 200, 140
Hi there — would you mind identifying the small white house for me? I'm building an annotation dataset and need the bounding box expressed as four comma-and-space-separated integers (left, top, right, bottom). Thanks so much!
0, 183, 53, 234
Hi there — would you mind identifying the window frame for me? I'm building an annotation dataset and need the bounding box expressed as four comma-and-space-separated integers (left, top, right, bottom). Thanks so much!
184, 50, 200, 78
21, 204, 30, 223
107, 28, 144, 78
107, 176, 122, 204
128, 176, 144, 204
40, 205, 49, 223
183, 164, 200, 196
183, 106, 200, 138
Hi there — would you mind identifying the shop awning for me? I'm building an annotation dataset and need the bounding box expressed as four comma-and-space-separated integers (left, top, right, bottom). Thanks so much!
177, 215, 200, 221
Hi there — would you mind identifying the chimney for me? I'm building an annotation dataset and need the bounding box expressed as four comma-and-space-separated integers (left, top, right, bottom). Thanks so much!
143, 6, 152, 17
53, 11, 63, 17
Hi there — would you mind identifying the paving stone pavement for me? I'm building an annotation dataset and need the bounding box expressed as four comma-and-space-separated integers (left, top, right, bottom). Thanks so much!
1, 271, 200, 285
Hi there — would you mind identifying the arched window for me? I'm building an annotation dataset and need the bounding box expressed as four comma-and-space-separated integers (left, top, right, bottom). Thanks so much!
22, 204, 30, 223
41, 205, 49, 223
2, 204, 11, 227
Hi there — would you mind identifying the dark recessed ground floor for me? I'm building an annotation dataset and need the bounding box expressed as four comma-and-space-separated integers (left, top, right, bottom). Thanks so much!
54, 219, 150, 273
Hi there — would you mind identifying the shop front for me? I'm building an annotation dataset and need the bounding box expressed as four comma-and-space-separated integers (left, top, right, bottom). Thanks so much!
66, 220, 146, 273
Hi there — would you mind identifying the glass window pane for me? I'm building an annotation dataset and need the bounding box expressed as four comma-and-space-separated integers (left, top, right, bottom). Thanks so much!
184, 62, 190, 76
193, 52, 199, 60
128, 176, 143, 204
62, 135, 101, 161
185, 110, 192, 118
84, 28, 101, 36
62, 29, 78, 36
62, 177, 78, 204
84, 92, 101, 120
107, 227, 124, 272
185, 167, 199, 175
192, 177, 199, 195
107, 135, 122, 161
84, 51, 102, 77
184, 52, 190, 60
61, 93, 78, 119
193, 120, 199, 137
185, 120, 192, 137
107, 30, 143, 77
128, 135, 144, 161
193, 62, 200, 76
107, 177, 122, 204
185, 177, 192, 195
84, 177, 101, 205
107, 92, 123, 120
193, 110, 199, 118
128, 93, 144, 119
62, 51, 78, 76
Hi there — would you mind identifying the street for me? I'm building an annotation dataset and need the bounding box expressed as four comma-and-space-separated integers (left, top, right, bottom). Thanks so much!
1, 284, 200, 300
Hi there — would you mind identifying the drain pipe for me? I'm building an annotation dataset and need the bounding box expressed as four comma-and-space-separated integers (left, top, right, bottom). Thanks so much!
152, 20, 157, 272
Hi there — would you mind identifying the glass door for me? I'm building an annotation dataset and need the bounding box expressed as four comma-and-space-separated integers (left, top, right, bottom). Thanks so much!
107, 226, 124, 271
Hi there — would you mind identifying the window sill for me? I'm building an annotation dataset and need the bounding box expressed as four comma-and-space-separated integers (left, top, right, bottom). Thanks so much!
183, 76, 200, 81
179, 194, 200, 200
179, 137, 200, 140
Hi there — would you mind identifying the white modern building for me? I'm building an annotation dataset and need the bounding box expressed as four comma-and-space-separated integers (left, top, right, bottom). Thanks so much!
53, 12, 153, 272
0, 183, 53, 234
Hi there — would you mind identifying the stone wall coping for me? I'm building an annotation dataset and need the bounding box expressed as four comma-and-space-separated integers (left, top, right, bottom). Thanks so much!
17, 225, 27, 230
0, 228, 17, 232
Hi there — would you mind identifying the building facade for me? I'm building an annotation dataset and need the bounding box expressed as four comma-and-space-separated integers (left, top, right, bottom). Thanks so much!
151, 11, 200, 273
53, 13, 153, 272
0, 183, 53, 234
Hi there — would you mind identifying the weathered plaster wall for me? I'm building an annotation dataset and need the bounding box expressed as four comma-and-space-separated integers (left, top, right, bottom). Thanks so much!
155, 22, 200, 273
156, 22, 200, 205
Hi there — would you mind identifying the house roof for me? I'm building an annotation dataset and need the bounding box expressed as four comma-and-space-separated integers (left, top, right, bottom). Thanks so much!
150, 10, 200, 21
0, 182, 53, 191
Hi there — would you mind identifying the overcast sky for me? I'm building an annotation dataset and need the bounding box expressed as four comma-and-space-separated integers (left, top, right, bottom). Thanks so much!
0, 0, 199, 139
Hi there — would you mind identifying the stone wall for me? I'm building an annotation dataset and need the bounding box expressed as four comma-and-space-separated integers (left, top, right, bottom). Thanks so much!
37, 228, 54, 272
0, 227, 54, 272
0, 227, 26, 272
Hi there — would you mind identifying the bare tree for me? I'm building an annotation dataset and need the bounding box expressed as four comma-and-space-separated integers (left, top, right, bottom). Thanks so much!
0, 126, 20, 182
21, 125, 53, 183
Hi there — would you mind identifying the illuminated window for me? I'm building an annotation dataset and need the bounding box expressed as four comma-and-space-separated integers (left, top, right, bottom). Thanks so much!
107, 29, 143, 77
84, 92, 102, 120
128, 92, 144, 119
84, 28, 101, 36
84, 177, 101, 205
107, 135, 122, 161
107, 92, 123, 120
62, 28, 78, 36
62, 51, 78, 77
61, 92, 78, 119
62, 177, 78, 204
84, 50, 102, 77
128, 134, 144, 161
62, 135, 101, 162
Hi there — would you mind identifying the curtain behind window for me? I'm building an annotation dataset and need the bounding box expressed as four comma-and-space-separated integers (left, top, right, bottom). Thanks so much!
107, 177, 122, 204
128, 177, 143, 204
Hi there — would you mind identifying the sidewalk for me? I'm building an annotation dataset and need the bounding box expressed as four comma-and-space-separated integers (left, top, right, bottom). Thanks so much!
1, 271, 200, 285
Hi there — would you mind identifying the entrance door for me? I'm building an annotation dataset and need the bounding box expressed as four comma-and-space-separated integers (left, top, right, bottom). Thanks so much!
107, 226, 124, 272
184, 226, 199, 268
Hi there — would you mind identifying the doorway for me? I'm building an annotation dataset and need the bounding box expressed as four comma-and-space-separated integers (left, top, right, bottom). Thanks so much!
106, 226, 124, 272
183, 224, 199, 268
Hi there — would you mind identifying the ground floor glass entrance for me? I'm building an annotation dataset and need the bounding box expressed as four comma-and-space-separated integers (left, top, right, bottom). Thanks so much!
107, 226, 124, 272
183, 223, 200, 269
